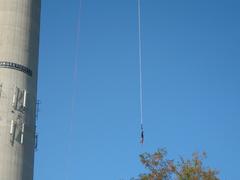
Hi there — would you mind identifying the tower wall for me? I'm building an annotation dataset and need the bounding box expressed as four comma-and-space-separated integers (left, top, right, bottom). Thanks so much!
0, 0, 41, 179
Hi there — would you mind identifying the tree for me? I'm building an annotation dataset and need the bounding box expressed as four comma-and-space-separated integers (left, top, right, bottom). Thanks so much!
135, 149, 219, 180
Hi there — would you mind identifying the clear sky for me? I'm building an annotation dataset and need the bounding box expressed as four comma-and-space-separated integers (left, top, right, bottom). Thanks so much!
35, 0, 240, 179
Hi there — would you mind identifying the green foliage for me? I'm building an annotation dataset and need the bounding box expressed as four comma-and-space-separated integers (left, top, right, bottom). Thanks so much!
135, 149, 219, 180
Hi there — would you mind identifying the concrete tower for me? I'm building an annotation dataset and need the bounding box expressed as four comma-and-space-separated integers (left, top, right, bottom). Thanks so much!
0, 0, 41, 180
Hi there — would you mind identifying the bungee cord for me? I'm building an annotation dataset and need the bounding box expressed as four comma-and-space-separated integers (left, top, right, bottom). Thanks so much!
65, 1, 82, 179
137, 0, 144, 144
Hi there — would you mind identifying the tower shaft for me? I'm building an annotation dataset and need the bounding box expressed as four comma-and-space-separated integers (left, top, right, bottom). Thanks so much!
0, 0, 41, 179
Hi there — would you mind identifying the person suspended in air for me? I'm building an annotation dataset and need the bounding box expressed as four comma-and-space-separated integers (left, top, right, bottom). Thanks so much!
140, 124, 144, 144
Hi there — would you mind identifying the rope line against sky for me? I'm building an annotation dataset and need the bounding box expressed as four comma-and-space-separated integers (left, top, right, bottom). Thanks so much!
138, 0, 144, 144
65, 0, 82, 179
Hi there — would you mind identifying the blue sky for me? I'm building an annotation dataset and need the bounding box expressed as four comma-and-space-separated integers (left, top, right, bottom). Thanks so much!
36, 0, 240, 179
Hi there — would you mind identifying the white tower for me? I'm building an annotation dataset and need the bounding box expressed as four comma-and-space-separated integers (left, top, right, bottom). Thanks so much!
0, 0, 41, 179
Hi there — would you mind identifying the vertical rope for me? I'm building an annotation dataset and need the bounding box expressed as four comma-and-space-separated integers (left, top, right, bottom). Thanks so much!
65, 1, 82, 179
138, 0, 143, 125
138, 0, 144, 143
